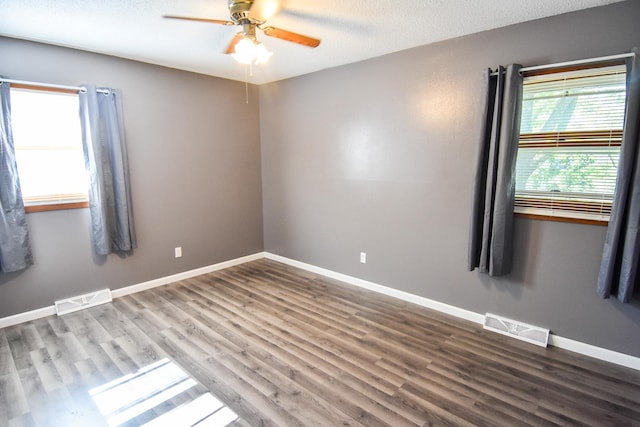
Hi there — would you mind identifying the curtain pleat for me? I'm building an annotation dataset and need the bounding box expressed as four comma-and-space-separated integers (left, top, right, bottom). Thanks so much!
597, 49, 640, 303
468, 65, 523, 276
79, 86, 136, 256
0, 82, 33, 272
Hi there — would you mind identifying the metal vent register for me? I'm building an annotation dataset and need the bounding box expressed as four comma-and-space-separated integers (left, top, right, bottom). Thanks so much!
483, 313, 549, 347
55, 289, 112, 316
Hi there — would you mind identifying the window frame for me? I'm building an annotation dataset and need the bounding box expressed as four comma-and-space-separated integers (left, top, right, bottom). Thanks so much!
10, 84, 89, 214
514, 62, 627, 226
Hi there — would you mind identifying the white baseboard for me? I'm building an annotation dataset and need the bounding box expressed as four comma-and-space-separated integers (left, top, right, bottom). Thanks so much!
110, 252, 265, 298
264, 252, 640, 371
0, 306, 56, 329
264, 252, 485, 324
2, 250, 638, 371
548, 335, 640, 371
0, 252, 265, 329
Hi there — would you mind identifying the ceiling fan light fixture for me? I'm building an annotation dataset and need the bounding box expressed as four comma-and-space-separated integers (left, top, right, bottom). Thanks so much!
232, 37, 272, 65
164, 0, 320, 69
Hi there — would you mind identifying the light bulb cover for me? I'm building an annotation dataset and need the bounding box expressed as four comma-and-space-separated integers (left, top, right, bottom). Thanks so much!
232, 37, 257, 64
232, 37, 272, 65
254, 42, 273, 64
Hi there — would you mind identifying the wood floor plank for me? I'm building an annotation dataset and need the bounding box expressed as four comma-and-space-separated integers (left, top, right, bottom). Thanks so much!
180, 301, 410, 426
98, 339, 138, 376
0, 372, 29, 421
451, 337, 640, 406
7, 412, 36, 427
73, 358, 106, 390
159, 328, 303, 427
186, 278, 405, 397
14, 327, 43, 357
151, 292, 369, 427
150, 331, 278, 427
28, 348, 65, 394
201, 274, 405, 377
0, 332, 16, 378
441, 341, 640, 423
1, 258, 640, 426
56, 311, 110, 345
395, 385, 478, 427
69, 336, 124, 385
377, 357, 555, 426
5, 327, 37, 372
217, 268, 363, 330
15, 353, 55, 426
182, 297, 423, 425
113, 327, 165, 369
447, 332, 640, 403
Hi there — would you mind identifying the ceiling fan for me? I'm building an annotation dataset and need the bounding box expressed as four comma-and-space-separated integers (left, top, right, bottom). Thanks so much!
164, 0, 321, 65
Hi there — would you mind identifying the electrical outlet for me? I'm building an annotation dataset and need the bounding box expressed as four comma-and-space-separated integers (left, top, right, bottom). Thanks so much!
174, 247, 182, 258
360, 252, 367, 264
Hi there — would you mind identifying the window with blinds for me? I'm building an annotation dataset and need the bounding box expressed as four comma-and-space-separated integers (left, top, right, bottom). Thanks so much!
515, 64, 627, 223
10, 86, 89, 211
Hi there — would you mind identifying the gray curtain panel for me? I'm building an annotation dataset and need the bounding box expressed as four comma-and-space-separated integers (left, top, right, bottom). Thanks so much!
597, 50, 640, 303
468, 65, 523, 276
79, 85, 137, 256
0, 82, 33, 272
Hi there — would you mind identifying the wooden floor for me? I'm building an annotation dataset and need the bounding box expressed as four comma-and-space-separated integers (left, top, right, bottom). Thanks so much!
1, 259, 639, 426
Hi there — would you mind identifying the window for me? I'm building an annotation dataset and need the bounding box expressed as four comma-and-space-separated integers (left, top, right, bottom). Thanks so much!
515, 64, 627, 223
10, 86, 88, 212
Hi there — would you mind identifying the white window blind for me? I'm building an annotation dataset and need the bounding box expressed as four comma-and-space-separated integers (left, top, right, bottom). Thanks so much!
10, 87, 88, 207
515, 64, 627, 222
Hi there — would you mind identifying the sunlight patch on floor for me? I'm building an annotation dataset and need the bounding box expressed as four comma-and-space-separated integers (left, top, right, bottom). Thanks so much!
89, 358, 239, 426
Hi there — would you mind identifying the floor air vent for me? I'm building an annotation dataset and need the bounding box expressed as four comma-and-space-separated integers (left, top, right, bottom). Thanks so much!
483, 313, 549, 347
55, 289, 112, 316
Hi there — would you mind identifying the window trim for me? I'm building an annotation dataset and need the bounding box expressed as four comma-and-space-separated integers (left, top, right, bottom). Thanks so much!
515, 212, 607, 226
10, 83, 89, 214
25, 201, 89, 214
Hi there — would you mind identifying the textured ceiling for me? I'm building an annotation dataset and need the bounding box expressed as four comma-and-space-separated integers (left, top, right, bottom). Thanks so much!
0, 0, 626, 85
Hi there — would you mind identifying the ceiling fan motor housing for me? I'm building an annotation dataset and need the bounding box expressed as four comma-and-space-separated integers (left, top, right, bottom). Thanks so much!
229, 0, 260, 24
164, 1, 320, 52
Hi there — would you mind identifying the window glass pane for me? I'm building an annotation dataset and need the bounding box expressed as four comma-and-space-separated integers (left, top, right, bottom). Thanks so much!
10, 88, 88, 205
14, 150, 88, 200
515, 147, 619, 197
520, 67, 626, 134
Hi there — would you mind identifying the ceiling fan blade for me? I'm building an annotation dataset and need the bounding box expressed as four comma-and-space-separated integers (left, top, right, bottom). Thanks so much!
262, 26, 320, 48
163, 15, 235, 26
224, 32, 244, 54
249, 0, 282, 22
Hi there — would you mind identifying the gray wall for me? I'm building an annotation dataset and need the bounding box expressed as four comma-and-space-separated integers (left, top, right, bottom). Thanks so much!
260, 1, 640, 357
0, 38, 264, 317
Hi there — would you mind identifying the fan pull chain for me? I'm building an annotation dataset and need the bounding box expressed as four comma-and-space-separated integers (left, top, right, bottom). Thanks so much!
245, 64, 249, 104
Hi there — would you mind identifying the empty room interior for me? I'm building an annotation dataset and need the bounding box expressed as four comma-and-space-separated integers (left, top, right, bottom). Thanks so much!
1, 0, 640, 425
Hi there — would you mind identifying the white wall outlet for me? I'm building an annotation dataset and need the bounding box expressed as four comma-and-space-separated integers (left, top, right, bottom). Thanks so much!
360, 252, 367, 264
174, 247, 182, 258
